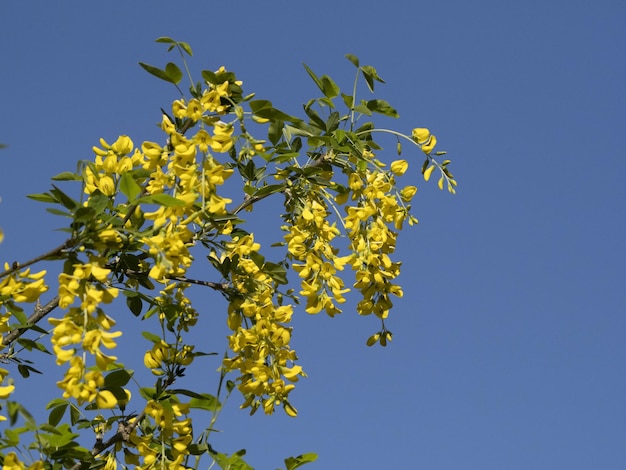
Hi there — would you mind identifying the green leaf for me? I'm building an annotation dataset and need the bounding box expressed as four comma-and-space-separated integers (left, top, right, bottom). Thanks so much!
155, 36, 176, 44
320, 75, 340, 100
213, 450, 253, 470
353, 103, 372, 116
3, 428, 20, 446
302, 63, 324, 95
264, 262, 288, 285
165, 62, 183, 84
16, 337, 51, 354
103, 369, 133, 388
27, 193, 56, 203
87, 193, 111, 215
366, 99, 398, 118
141, 331, 162, 343
284, 124, 313, 138
51, 171, 81, 181
284, 453, 318, 470
46, 207, 71, 217
178, 41, 193, 56
139, 387, 156, 401
72, 206, 96, 224
50, 185, 78, 210
38, 424, 79, 448
136, 193, 187, 207
253, 106, 299, 123
46, 398, 70, 410
303, 103, 327, 130
326, 111, 340, 132
188, 394, 221, 412
341, 92, 354, 109
48, 404, 68, 427
187, 443, 209, 456
119, 172, 142, 201
267, 120, 283, 145
249, 99, 273, 114
252, 184, 286, 198
156, 37, 193, 56
127, 295, 143, 316
170, 388, 213, 399
138, 62, 179, 85
345, 54, 360, 67
360, 65, 385, 92
17, 364, 30, 377
12, 308, 28, 325
249, 251, 265, 269
69, 404, 81, 425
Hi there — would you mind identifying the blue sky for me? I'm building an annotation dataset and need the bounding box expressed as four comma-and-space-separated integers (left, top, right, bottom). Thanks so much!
1, 1, 625, 469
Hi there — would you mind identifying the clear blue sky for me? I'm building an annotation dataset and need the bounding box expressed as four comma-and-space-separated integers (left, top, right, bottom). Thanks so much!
1, 1, 625, 469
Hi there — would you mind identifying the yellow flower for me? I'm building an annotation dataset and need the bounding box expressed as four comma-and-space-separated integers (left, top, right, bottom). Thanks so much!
97, 175, 116, 197
0, 384, 15, 399
2, 452, 25, 470
390, 159, 409, 176
161, 114, 176, 134
95, 390, 118, 409
284, 402, 298, 417
421, 134, 437, 154
186, 99, 203, 120
193, 129, 212, 153
412, 128, 431, 144
400, 185, 417, 202
111, 135, 133, 155
172, 99, 187, 119
210, 123, 234, 153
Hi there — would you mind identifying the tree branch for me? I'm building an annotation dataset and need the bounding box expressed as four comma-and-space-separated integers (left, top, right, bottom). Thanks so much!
0, 239, 75, 279
166, 275, 229, 291
2, 295, 60, 347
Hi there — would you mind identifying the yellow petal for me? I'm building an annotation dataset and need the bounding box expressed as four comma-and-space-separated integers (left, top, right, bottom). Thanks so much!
284, 402, 298, 417
412, 128, 431, 144
423, 165, 435, 182
95, 390, 118, 409
0, 385, 15, 399
390, 159, 408, 176
421, 135, 437, 154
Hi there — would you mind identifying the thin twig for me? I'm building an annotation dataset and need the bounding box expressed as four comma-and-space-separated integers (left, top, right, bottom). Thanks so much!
0, 239, 75, 279
2, 296, 60, 347
166, 275, 229, 291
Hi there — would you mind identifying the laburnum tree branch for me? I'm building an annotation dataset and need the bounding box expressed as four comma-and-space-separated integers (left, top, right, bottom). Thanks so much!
3, 296, 60, 348
0, 238, 75, 279
0, 39, 456, 469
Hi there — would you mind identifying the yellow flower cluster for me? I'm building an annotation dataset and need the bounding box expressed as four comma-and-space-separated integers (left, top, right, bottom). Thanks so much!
86, 136, 144, 196
0, 265, 48, 306
1, 452, 45, 470
284, 199, 350, 316
343, 169, 405, 319
50, 260, 124, 408
412, 127, 437, 154
0, 262, 48, 411
57, 259, 118, 312
221, 235, 302, 416
143, 340, 194, 375
134, 80, 236, 283
126, 400, 193, 469
172, 72, 234, 118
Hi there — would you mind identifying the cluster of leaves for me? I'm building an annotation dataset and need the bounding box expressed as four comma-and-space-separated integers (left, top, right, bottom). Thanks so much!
0, 37, 455, 469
